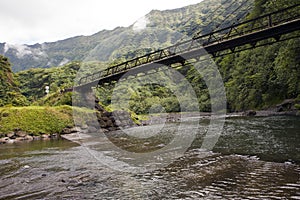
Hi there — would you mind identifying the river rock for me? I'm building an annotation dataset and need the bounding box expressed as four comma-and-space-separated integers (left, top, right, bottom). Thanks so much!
15, 131, 27, 137
15, 137, 26, 141
62, 128, 72, 134
6, 132, 15, 138
103, 111, 112, 117
109, 116, 116, 123
101, 116, 110, 122
33, 136, 41, 140
98, 119, 107, 128
25, 135, 34, 141
106, 120, 114, 128
70, 127, 81, 133
276, 99, 294, 112
41, 134, 50, 139
0, 137, 9, 144
62, 127, 81, 134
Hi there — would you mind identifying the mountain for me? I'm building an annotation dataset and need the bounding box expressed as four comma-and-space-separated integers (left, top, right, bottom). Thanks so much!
1, 0, 299, 113
1, 0, 250, 72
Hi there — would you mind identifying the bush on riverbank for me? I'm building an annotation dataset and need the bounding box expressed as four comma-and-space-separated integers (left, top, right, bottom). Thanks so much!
0, 106, 78, 136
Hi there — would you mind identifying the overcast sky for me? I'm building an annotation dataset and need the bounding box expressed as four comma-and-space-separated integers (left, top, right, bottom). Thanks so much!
0, 0, 203, 45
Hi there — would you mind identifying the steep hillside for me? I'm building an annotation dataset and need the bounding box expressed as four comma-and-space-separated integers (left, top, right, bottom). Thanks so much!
0, 55, 27, 106
95, 0, 300, 113
16, 61, 81, 102
1, 0, 251, 72
1, 0, 298, 113
215, 0, 300, 111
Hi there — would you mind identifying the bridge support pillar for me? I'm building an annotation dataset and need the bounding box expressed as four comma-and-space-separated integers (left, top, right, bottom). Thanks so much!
73, 86, 98, 109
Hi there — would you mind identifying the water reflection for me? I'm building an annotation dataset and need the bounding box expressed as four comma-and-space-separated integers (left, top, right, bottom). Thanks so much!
213, 116, 300, 163
0, 116, 299, 199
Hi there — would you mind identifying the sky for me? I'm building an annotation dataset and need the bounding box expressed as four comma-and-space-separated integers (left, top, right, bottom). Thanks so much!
0, 0, 203, 45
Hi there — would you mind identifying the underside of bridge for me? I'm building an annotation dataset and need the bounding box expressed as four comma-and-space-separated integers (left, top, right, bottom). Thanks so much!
71, 4, 300, 92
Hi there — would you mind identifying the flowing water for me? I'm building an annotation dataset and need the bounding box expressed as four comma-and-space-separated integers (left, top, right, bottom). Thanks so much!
0, 116, 299, 199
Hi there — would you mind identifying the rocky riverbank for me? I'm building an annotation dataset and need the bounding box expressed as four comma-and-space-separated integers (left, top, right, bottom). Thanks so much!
0, 109, 138, 144
0, 128, 58, 144
139, 99, 300, 125
1, 99, 299, 145
241, 99, 300, 117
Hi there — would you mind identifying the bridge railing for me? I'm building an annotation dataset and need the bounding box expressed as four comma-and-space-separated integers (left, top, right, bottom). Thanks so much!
78, 4, 300, 86
193, 4, 300, 44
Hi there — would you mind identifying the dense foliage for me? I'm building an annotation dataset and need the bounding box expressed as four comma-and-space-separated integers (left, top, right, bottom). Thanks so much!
215, 0, 300, 111
0, 55, 28, 106
15, 61, 81, 103
1, 0, 248, 72
96, 0, 300, 113
0, 106, 74, 135
0, 0, 299, 114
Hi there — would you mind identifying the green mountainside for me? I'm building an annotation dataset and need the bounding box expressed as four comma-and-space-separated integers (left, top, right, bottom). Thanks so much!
0, 0, 299, 113
1, 0, 249, 72
0, 55, 27, 106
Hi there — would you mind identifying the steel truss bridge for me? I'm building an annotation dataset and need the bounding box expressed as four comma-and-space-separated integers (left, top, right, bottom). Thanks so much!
73, 4, 300, 91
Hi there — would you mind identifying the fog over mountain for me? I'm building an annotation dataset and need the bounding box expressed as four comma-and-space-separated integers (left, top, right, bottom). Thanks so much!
0, 0, 248, 72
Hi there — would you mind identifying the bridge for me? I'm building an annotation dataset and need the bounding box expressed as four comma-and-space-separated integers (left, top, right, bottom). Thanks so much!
73, 4, 300, 91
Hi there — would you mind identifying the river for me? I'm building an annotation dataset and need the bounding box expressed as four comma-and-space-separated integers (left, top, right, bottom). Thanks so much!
0, 116, 299, 199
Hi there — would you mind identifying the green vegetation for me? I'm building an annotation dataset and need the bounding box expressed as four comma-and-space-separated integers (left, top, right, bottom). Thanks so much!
2, 0, 247, 72
0, 55, 28, 106
0, 105, 98, 136
0, 106, 73, 136
16, 61, 80, 102
213, 0, 300, 111
93, 0, 299, 113
0, 0, 299, 138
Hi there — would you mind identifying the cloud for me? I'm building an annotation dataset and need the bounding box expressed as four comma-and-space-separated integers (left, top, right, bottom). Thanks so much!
4, 43, 47, 59
0, 0, 203, 45
133, 16, 149, 32
4, 44, 32, 58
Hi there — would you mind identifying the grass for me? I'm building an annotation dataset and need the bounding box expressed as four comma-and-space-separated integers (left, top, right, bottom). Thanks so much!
0, 104, 149, 137
0, 105, 94, 136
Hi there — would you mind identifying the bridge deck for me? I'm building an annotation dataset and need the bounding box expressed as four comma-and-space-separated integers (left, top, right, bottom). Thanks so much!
73, 4, 300, 91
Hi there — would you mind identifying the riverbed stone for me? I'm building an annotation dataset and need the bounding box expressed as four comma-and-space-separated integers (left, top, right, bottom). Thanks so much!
105, 120, 114, 128
6, 132, 15, 138
15, 131, 27, 137
62, 128, 71, 134
101, 116, 110, 122
6, 139, 14, 144
33, 136, 41, 140
25, 135, 34, 141
0, 137, 9, 144
98, 119, 107, 128
41, 134, 50, 139
69, 127, 80, 133
15, 137, 26, 141
103, 111, 112, 117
